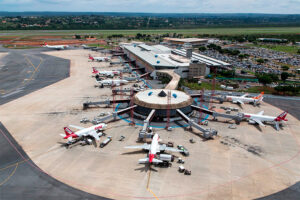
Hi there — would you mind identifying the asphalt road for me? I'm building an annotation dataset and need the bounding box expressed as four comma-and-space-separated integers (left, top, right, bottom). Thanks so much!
0, 46, 70, 105
263, 98, 300, 120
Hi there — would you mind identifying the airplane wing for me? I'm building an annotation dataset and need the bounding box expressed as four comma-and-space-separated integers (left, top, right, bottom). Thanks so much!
138, 158, 163, 164
165, 147, 182, 152
253, 119, 266, 127
125, 143, 151, 150
152, 158, 163, 164
257, 111, 264, 115
138, 158, 149, 164
237, 100, 244, 105
241, 93, 248, 98
69, 125, 85, 130
274, 121, 280, 131
89, 131, 100, 141
158, 144, 181, 152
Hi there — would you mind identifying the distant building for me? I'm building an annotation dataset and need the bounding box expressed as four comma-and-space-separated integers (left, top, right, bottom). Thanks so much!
163, 37, 208, 47
257, 38, 288, 43
188, 61, 210, 79
122, 43, 230, 79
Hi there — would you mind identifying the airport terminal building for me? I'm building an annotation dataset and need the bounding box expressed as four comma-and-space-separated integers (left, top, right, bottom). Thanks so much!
123, 43, 231, 79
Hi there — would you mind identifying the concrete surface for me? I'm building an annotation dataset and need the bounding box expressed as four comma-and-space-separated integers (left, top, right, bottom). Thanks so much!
0, 49, 299, 200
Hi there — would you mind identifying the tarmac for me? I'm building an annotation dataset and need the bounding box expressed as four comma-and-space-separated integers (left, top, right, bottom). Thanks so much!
0, 46, 70, 105
0, 48, 300, 200
0, 122, 110, 200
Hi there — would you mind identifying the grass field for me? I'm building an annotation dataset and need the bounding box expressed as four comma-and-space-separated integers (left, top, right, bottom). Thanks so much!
182, 80, 222, 90
1, 27, 300, 37
248, 44, 300, 54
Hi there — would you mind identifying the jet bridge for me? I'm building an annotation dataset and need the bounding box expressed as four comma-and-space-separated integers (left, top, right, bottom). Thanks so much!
83, 99, 130, 109
191, 105, 244, 124
176, 109, 218, 139
190, 94, 225, 103
139, 109, 156, 140
92, 105, 137, 124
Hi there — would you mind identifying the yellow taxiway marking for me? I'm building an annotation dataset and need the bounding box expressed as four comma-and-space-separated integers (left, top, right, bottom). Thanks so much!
25, 56, 43, 82
0, 163, 18, 187
147, 188, 159, 200
0, 160, 27, 173
146, 168, 159, 200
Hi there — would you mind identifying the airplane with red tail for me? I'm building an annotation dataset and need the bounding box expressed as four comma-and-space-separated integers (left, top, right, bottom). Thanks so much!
243, 111, 288, 131
226, 92, 264, 105
125, 133, 181, 164
60, 123, 107, 142
92, 67, 120, 77
88, 54, 111, 62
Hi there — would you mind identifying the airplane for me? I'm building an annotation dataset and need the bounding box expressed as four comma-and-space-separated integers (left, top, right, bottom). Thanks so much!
88, 54, 111, 62
60, 123, 107, 142
125, 133, 181, 164
96, 79, 128, 87
92, 67, 120, 77
226, 92, 264, 105
243, 111, 288, 131
43, 42, 69, 50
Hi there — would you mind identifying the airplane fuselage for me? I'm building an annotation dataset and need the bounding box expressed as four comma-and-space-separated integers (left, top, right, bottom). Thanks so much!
74, 124, 106, 137
244, 113, 276, 123
148, 134, 159, 162
226, 96, 256, 104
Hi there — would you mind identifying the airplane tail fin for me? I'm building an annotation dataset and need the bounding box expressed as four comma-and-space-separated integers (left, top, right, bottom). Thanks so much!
63, 127, 74, 136
92, 67, 98, 74
88, 54, 94, 61
253, 92, 264, 100
275, 111, 288, 122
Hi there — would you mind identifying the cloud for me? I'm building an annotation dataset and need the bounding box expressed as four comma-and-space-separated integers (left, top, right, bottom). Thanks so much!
0, 0, 299, 13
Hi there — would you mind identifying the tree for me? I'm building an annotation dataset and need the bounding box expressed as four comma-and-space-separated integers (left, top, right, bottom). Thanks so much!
281, 65, 290, 71
256, 58, 265, 64
198, 46, 207, 52
257, 74, 273, 85
298, 49, 300, 54
281, 72, 289, 82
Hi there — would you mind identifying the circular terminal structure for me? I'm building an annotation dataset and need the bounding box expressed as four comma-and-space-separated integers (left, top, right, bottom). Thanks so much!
134, 89, 193, 109
133, 89, 194, 119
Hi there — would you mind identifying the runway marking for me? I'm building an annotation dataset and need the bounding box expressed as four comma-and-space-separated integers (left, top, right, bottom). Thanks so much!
0, 163, 18, 187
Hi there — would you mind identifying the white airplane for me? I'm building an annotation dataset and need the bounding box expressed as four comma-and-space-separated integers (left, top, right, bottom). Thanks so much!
89, 54, 111, 62
97, 79, 128, 87
92, 67, 120, 77
125, 133, 181, 164
226, 92, 264, 105
60, 123, 107, 142
43, 43, 69, 50
243, 111, 288, 131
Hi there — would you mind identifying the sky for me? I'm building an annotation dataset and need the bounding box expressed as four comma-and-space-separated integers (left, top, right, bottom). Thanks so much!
0, 0, 299, 14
